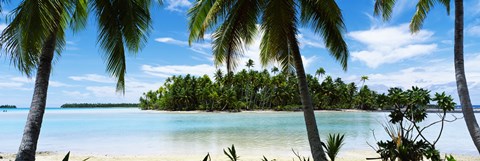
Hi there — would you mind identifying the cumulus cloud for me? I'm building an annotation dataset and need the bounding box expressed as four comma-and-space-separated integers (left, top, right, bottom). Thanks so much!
165, 0, 192, 12
69, 74, 115, 83
155, 37, 212, 59
62, 91, 90, 98
297, 34, 325, 49
467, 25, 480, 37
0, 77, 70, 89
141, 64, 216, 78
0, 23, 6, 32
345, 53, 480, 103
349, 24, 438, 68
82, 78, 163, 103
50, 81, 72, 87
0, 82, 24, 88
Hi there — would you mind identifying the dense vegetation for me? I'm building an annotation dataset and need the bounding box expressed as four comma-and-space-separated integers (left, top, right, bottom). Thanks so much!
372, 87, 457, 161
139, 62, 389, 111
60, 103, 139, 108
0, 105, 16, 108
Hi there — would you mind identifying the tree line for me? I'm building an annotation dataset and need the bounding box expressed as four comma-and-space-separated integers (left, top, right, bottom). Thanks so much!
140, 63, 395, 111
0, 105, 16, 108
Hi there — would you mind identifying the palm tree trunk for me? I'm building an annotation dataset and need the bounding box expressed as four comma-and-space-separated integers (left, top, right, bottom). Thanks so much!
292, 45, 327, 161
16, 33, 57, 161
455, 0, 480, 153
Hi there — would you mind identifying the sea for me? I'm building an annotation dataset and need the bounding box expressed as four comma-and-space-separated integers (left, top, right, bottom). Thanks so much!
0, 108, 477, 157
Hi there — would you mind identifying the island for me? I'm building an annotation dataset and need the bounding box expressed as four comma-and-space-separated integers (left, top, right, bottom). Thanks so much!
0, 105, 16, 108
60, 103, 139, 108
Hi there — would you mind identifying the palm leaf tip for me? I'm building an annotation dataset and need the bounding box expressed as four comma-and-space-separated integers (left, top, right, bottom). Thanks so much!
92, 0, 152, 94
373, 0, 396, 21
300, 0, 349, 71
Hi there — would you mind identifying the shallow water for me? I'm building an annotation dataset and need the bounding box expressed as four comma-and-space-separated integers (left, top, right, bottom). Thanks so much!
0, 108, 476, 156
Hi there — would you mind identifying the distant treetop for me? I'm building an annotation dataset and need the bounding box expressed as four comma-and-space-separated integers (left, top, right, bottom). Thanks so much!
0, 105, 16, 108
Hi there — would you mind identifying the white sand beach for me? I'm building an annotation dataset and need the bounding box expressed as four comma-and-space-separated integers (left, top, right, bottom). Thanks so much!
1, 150, 479, 161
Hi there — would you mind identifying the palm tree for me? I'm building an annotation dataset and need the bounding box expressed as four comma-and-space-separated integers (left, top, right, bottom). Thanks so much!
188, 0, 348, 160
246, 58, 254, 70
271, 66, 279, 75
0, 0, 154, 160
315, 67, 326, 79
374, 0, 480, 153
360, 75, 368, 86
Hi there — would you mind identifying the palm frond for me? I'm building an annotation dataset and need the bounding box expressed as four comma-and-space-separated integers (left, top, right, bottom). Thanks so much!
373, 0, 396, 21
322, 133, 345, 161
300, 0, 348, 70
0, 0, 68, 76
69, 0, 88, 32
210, 0, 260, 72
92, 0, 152, 93
410, 0, 450, 32
260, 0, 297, 72
188, 0, 232, 44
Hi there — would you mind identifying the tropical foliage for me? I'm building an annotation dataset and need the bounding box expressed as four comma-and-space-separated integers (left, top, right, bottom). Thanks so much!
374, 0, 480, 153
202, 144, 314, 161
371, 87, 457, 161
140, 63, 391, 111
322, 133, 345, 161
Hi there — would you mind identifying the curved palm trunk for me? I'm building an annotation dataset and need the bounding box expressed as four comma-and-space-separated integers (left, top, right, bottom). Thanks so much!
292, 46, 327, 161
16, 34, 57, 161
455, 0, 480, 153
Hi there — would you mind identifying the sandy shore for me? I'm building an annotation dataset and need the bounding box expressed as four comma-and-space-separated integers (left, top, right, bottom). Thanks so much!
1, 150, 479, 161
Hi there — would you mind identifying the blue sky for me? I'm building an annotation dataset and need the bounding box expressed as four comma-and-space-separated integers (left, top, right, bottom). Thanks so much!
1, 0, 480, 107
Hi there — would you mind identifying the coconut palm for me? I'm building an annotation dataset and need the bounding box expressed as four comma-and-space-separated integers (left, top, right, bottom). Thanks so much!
0, 0, 154, 160
271, 66, 279, 75
188, 0, 348, 160
374, 0, 480, 153
315, 67, 326, 79
246, 58, 254, 70
360, 75, 368, 86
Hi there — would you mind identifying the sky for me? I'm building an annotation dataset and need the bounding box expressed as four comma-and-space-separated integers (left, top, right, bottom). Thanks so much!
1, 0, 480, 107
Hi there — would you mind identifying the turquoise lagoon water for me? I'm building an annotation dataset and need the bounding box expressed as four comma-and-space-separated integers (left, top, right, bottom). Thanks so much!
0, 108, 477, 156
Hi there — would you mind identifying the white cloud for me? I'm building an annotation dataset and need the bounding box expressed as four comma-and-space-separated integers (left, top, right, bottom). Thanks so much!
467, 25, 480, 37
62, 91, 90, 98
50, 81, 71, 87
69, 74, 115, 83
155, 37, 187, 46
9, 77, 70, 87
349, 24, 438, 68
165, 0, 192, 12
66, 41, 76, 45
0, 23, 7, 32
11, 77, 34, 83
0, 76, 69, 89
468, 0, 480, 15
0, 82, 23, 88
297, 34, 325, 49
141, 64, 216, 78
346, 53, 480, 103
83, 78, 163, 102
86, 86, 117, 98
155, 37, 212, 59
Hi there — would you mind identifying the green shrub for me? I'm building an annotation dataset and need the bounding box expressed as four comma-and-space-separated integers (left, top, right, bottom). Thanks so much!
322, 133, 345, 161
